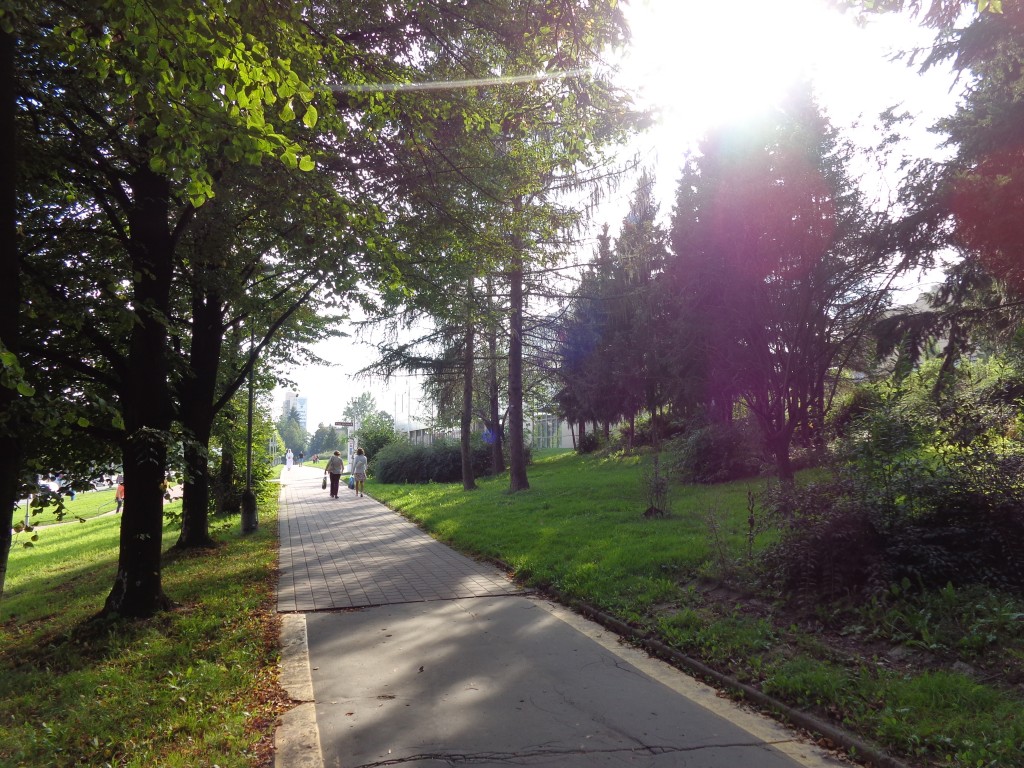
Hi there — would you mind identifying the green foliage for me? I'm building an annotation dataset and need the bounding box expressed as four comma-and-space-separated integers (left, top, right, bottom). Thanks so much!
374, 438, 491, 484
640, 453, 671, 516
307, 422, 340, 457
665, 416, 763, 484
343, 393, 380, 427
577, 431, 602, 454
848, 583, 1024, 659
763, 368, 1024, 600
356, 410, 399, 461
665, 84, 883, 480
275, 403, 307, 454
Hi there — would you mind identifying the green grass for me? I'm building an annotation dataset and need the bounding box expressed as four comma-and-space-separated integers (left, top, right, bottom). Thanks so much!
371, 451, 755, 610
0, 497, 282, 768
370, 449, 1024, 767
15, 486, 120, 527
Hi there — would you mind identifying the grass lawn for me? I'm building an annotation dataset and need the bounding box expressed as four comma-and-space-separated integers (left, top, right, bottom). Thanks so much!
370, 449, 1024, 768
15, 486, 120, 527
0, 496, 283, 768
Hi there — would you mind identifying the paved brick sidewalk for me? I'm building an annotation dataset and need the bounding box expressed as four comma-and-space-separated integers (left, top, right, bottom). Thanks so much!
277, 468, 523, 612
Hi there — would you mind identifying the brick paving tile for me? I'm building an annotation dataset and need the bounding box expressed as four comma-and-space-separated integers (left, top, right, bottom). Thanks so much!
277, 468, 524, 612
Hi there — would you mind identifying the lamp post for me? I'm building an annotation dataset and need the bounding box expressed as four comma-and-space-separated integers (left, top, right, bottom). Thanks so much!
241, 328, 258, 533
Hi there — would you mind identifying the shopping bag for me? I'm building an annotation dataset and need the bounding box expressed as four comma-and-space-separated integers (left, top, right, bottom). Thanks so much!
348, 476, 355, 489
322, 476, 327, 490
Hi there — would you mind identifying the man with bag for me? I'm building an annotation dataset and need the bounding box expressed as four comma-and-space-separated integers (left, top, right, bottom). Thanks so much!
324, 451, 345, 498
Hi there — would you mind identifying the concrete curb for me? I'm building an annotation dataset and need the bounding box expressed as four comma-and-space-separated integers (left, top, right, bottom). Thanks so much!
275, 614, 323, 768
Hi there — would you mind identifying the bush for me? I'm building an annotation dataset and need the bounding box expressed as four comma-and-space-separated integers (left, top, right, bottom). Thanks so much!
826, 385, 882, 440
761, 385, 1024, 600
374, 437, 494, 484
373, 442, 430, 484
577, 431, 601, 454
665, 417, 762, 484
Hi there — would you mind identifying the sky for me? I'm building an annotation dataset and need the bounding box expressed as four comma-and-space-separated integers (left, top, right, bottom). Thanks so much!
275, 0, 962, 432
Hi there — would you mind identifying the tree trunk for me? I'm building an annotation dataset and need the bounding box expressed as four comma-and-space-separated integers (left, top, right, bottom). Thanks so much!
767, 431, 795, 484
507, 253, 529, 491
176, 427, 216, 549
102, 166, 175, 618
0, 29, 19, 600
175, 287, 224, 549
460, 283, 477, 491
104, 438, 173, 617
215, 446, 241, 515
487, 279, 504, 475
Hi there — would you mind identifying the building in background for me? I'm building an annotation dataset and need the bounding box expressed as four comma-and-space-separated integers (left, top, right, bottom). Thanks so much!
279, 391, 308, 431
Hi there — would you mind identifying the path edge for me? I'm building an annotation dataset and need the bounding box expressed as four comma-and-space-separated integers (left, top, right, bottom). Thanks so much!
275, 613, 323, 768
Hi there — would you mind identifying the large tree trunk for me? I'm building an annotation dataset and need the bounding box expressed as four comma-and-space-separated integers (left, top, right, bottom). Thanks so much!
0, 29, 19, 600
507, 254, 529, 492
215, 445, 241, 515
460, 283, 477, 491
487, 278, 504, 476
175, 288, 224, 549
102, 166, 175, 618
177, 426, 216, 549
766, 429, 796, 484
105, 436, 173, 616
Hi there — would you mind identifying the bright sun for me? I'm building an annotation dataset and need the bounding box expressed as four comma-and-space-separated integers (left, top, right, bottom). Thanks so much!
621, 0, 855, 136
612, 0, 959, 207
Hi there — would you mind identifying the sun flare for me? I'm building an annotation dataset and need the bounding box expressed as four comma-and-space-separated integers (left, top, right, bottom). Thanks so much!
622, 0, 848, 136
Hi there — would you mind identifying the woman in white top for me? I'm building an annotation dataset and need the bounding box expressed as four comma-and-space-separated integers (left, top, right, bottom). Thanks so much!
285, 448, 293, 471
351, 448, 368, 497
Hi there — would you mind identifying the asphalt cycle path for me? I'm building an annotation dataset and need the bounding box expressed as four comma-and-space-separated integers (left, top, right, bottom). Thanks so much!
275, 465, 847, 768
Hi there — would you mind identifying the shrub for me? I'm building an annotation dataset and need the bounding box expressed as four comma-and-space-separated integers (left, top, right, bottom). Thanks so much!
374, 437, 495, 484
826, 385, 882, 440
665, 417, 762, 484
761, 385, 1024, 600
577, 431, 601, 454
373, 442, 430, 484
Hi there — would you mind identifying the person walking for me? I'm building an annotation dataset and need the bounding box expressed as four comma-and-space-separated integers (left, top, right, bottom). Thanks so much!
115, 481, 125, 513
351, 447, 368, 498
325, 450, 345, 498
285, 448, 294, 471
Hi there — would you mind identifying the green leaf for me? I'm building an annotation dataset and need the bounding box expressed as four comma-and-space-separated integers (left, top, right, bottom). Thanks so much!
16, 382, 35, 397
298, 155, 315, 172
302, 105, 318, 129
